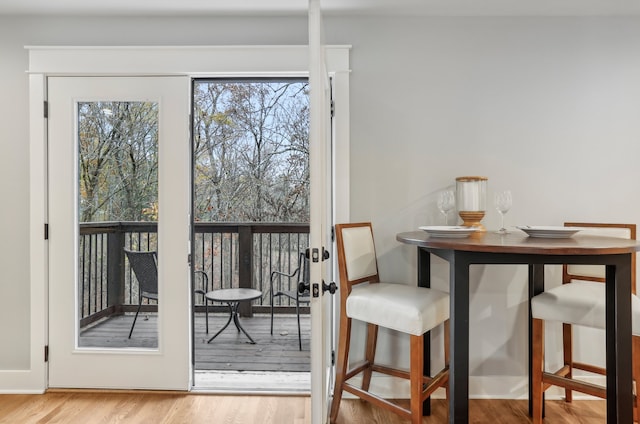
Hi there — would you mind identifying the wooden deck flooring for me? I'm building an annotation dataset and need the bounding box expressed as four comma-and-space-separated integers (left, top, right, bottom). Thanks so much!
79, 312, 310, 372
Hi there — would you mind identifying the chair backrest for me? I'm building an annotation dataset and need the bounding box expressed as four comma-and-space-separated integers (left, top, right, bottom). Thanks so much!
124, 249, 158, 296
563, 222, 637, 294
335, 222, 380, 295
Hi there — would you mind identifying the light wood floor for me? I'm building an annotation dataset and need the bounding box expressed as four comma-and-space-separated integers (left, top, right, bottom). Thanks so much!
0, 392, 606, 423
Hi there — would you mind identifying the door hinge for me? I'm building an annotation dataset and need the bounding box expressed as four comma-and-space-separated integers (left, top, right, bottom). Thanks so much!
331, 350, 335, 365
44, 345, 49, 362
330, 99, 335, 118
188, 253, 192, 265
44, 223, 49, 240
331, 226, 335, 242
44, 101, 48, 119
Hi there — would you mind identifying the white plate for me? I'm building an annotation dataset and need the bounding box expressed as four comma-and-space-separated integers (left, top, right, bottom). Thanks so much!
419, 226, 477, 238
516, 226, 581, 239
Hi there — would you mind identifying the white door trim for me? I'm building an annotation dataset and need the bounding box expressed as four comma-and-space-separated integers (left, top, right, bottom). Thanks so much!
26, 45, 350, 76
3, 74, 50, 394
24, 45, 350, 394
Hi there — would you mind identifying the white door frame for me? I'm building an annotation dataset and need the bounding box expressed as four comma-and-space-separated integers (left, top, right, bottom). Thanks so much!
27, 45, 350, 394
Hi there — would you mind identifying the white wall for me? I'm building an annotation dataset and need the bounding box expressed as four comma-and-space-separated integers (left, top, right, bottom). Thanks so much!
2, 13, 640, 397
327, 16, 640, 397
0, 18, 32, 371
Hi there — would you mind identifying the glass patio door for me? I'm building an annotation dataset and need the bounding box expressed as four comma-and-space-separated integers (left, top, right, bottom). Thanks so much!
47, 76, 191, 389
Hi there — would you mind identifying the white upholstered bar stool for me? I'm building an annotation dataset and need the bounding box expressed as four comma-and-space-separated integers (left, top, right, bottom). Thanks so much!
531, 222, 640, 423
330, 222, 450, 424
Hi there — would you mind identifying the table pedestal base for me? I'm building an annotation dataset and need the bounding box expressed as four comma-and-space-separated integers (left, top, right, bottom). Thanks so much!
207, 302, 256, 344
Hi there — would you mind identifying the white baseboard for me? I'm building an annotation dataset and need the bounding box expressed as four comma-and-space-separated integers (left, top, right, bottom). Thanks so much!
0, 370, 46, 394
0, 389, 45, 394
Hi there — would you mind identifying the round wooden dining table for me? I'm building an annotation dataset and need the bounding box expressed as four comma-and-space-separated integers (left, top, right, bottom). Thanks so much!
396, 230, 640, 424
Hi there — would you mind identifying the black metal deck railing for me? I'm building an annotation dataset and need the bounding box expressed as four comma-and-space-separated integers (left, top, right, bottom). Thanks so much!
79, 222, 309, 327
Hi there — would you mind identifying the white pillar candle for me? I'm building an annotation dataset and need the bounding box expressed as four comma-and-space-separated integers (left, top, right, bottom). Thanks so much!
456, 176, 487, 212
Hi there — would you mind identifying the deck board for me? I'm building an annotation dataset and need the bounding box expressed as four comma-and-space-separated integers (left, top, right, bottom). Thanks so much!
79, 312, 310, 372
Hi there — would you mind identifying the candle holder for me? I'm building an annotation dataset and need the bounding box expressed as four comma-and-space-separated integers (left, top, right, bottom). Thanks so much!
456, 176, 488, 231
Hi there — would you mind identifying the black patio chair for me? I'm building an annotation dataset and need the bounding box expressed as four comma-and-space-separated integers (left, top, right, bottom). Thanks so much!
124, 249, 158, 339
193, 270, 211, 333
125, 248, 211, 337
270, 252, 310, 350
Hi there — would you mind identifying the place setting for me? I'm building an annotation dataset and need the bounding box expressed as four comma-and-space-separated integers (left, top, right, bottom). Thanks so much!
419, 189, 478, 238
419, 225, 479, 238
420, 176, 489, 238
491, 185, 580, 239
516, 225, 581, 239
491, 187, 581, 239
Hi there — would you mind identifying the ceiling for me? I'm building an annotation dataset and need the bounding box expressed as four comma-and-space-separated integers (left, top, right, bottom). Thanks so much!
2, 0, 640, 17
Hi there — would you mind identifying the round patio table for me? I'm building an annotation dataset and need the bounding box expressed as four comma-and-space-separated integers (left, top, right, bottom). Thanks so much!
205, 288, 263, 344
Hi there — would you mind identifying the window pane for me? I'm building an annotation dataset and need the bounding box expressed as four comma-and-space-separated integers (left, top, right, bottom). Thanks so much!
77, 101, 159, 349
193, 80, 310, 223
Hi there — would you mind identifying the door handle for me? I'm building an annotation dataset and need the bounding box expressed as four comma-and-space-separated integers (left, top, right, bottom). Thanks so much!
322, 280, 337, 294
298, 281, 310, 295
311, 280, 337, 297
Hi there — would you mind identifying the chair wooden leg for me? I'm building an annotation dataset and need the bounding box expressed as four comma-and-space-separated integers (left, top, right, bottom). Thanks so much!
362, 323, 378, 392
532, 318, 545, 424
330, 314, 352, 424
633, 335, 640, 423
410, 334, 424, 424
562, 323, 573, 403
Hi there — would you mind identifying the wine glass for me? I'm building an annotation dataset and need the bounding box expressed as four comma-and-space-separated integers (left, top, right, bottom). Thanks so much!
437, 190, 456, 225
494, 190, 512, 234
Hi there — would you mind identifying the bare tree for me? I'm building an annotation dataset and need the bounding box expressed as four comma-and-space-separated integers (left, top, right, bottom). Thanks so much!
78, 101, 158, 222
193, 80, 309, 223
